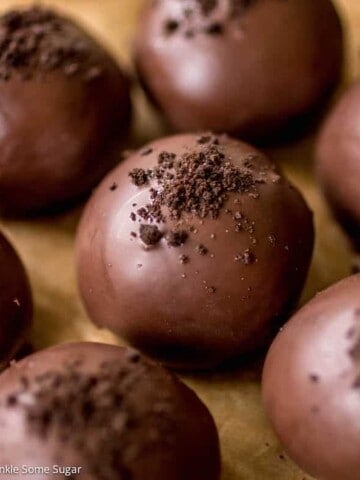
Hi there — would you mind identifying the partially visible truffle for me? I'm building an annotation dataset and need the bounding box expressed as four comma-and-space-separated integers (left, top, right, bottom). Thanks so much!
0, 230, 32, 366
76, 133, 314, 369
0, 6, 132, 215
316, 81, 360, 251
262, 275, 360, 480
134, 0, 343, 140
0, 342, 221, 480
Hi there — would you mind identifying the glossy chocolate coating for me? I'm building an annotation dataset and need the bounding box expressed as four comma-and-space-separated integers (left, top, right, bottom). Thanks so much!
0, 231, 32, 366
0, 7, 132, 216
317, 82, 360, 251
262, 275, 360, 480
134, 0, 343, 141
76, 133, 314, 369
0, 342, 220, 480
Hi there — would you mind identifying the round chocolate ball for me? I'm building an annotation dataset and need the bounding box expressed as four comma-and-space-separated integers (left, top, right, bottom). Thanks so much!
262, 275, 360, 480
0, 231, 32, 366
76, 133, 314, 369
134, 0, 343, 141
316, 82, 360, 251
0, 6, 132, 215
0, 342, 220, 480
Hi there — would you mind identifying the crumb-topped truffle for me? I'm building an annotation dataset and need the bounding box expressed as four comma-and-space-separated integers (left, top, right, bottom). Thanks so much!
134, 0, 343, 141
262, 275, 360, 480
76, 133, 314, 369
0, 6, 132, 215
0, 230, 32, 367
0, 342, 220, 480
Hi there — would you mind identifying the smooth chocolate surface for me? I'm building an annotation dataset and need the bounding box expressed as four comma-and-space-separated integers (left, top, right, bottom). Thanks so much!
317, 81, 360, 251
262, 275, 360, 480
134, 0, 343, 141
76, 133, 314, 369
0, 6, 132, 215
0, 342, 220, 480
0, 230, 32, 366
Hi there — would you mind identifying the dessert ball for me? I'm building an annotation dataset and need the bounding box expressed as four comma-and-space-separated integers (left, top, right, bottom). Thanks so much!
262, 275, 360, 480
76, 133, 314, 369
134, 0, 343, 141
0, 231, 32, 366
317, 82, 360, 251
0, 6, 132, 215
0, 342, 220, 480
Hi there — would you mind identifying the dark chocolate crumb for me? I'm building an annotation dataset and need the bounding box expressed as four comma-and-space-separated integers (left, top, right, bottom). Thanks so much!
205, 22, 223, 35
0, 6, 102, 81
158, 151, 176, 167
110, 183, 118, 191
235, 249, 256, 265
6, 394, 17, 407
197, 134, 212, 144
136, 143, 259, 223
309, 374, 320, 383
129, 168, 149, 187
166, 230, 189, 247
139, 224, 163, 246
141, 147, 153, 156
268, 234, 276, 246
164, 19, 179, 35
179, 254, 190, 264
195, 244, 208, 256
196, 0, 217, 15
130, 232, 137, 238
130, 212, 136, 222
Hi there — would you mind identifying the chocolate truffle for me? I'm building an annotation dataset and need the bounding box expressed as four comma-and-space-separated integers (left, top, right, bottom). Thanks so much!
316, 82, 360, 251
0, 6, 132, 215
0, 231, 32, 366
134, 0, 343, 141
76, 133, 314, 369
0, 342, 221, 480
262, 275, 360, 480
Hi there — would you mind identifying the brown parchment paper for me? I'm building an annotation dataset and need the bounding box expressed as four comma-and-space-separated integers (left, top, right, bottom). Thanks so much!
0, 0, 358, 479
